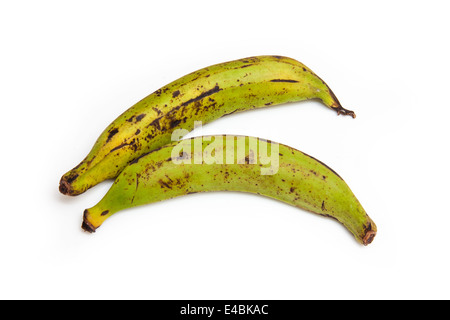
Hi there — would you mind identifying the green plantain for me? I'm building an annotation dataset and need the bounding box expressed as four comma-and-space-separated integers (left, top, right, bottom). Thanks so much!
60, 55, 355, 196
82, 135, 376, 245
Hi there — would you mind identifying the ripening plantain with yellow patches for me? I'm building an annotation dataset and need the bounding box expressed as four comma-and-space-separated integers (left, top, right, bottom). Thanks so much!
82, 135, 376, 245
60, 55, 355, 196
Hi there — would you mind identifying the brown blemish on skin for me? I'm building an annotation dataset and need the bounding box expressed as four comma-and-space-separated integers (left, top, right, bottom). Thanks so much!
101, 210, 109, 216
222, 109, 239, 117
135, 129, 141, 135
131, 173, 141, 204
302, 152, 343, 180
158, 179, 172, 189
321, 201, 326, 211
318, 213, 339, 221
172, 90, 180, 98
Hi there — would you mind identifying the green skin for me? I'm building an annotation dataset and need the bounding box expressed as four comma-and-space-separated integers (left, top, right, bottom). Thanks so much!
60, 55, 355, 196
82, 136, 376, 245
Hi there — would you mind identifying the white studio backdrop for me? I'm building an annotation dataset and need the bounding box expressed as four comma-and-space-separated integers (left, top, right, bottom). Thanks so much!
0, 0, 449, 299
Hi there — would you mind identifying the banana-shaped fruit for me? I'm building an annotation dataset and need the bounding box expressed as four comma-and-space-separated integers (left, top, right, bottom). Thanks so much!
60, 55, 355, 196
82, 135, 376, 245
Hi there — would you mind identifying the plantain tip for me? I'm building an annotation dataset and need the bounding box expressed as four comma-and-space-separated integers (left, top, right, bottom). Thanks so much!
363, 230, 376, 246
59, 178, 72, 195
336, 106, 356, 118
81, 210, 96, 233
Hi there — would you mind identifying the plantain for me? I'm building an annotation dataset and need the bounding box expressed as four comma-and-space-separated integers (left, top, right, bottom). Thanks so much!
60, 55, 355, 196
82, 135, 376, 245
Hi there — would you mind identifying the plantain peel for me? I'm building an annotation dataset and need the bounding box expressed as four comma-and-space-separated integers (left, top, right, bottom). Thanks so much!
60, 56, 354, 196
82, 136, 375, 245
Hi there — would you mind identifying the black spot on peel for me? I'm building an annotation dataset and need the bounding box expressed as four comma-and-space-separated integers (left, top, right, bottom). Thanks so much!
135, 129, 141, 135
126, 114, 146, 123
109, 139, 136, 153
322, 201, 326, 211
135, 114, 146, 122
169, 119, 182, 128
110, 144, 125, 153
270, 79, 299, 83
107, 128, 119, 142
129, 153, 147, 165
101, 210, 109, 216
172, 90, 180, 98
149, 118, 161, 131
180, 85, 222, 107
65, 173, 79, 184
240, 64, 252, 68
152, 107, 162, 115
165, 174, 174, 183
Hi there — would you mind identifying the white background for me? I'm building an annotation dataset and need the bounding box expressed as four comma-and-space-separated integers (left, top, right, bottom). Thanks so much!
1, 0, 449, 300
